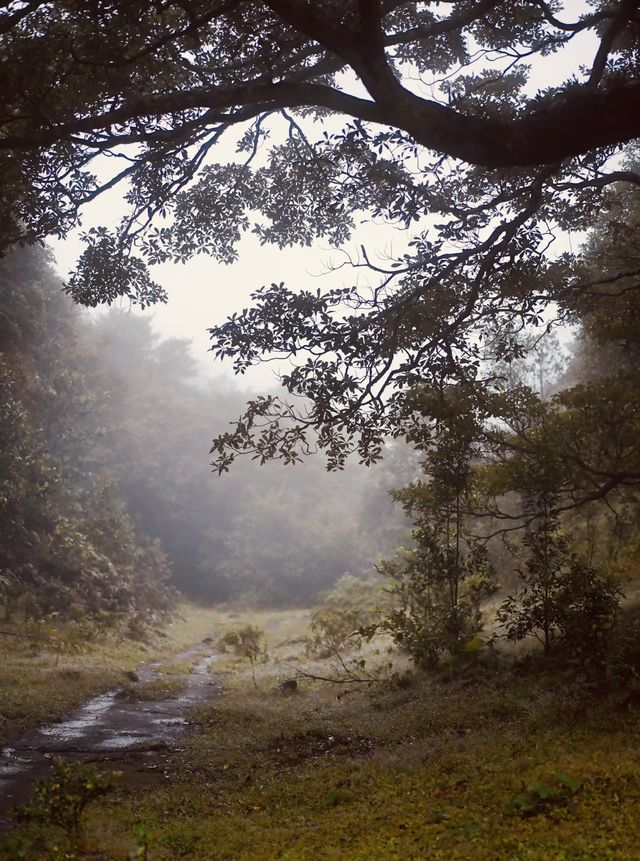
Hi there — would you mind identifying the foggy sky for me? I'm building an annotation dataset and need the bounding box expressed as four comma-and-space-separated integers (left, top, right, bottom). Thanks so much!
50, 17, 595, 388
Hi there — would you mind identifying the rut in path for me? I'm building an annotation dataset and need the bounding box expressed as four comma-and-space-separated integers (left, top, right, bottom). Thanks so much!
0, 644, 222, 830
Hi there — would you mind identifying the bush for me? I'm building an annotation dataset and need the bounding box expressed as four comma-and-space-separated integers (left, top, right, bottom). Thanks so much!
16, 758, 112, 835
498, 522, 621, 669
378, 534, 496, 669
306, 606, 363, 658
218, 624, 267, 687
306, 575, 383, 658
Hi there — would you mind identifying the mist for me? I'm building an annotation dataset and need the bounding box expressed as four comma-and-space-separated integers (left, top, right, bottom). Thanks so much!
0, 244, 414, 622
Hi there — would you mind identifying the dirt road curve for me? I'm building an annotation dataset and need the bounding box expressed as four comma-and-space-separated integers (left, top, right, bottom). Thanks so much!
0, 645, 221, 830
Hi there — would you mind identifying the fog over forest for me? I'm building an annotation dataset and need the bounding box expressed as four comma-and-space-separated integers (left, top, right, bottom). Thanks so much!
1, 245, 418, 623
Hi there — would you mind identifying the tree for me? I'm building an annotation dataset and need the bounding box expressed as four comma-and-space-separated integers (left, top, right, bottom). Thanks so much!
497, 516, 621, 666
3, 1, 640, 467
377, 386, 496, 667
474, 163, 640, 523
0, 247, 177, 626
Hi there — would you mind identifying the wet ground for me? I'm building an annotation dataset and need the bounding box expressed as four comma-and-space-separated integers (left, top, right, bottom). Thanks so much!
0, 643, 221, 830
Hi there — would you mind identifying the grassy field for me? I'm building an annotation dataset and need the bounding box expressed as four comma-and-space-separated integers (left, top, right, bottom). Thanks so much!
0, 604, 223, 744
3, 608, 640, 859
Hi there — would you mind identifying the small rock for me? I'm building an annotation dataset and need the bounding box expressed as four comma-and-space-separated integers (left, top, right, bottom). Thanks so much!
277, 679, 298, 695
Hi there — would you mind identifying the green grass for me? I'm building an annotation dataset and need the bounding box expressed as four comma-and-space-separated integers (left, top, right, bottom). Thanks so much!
156, 659, 197, 675
116, 678, 188, 702
4, 609, 640, 859
0, 604, 223, 744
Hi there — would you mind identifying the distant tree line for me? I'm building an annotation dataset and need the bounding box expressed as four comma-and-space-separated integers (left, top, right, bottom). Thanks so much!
0, 246, 409, 627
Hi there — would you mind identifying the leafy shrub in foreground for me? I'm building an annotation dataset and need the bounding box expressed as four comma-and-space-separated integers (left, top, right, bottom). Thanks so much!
16, 758, 112, 835
506, 772, 582, 818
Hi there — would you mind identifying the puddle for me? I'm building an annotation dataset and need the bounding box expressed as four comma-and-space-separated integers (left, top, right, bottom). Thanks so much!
0, 645, 221, 831
95, 733, 149, 750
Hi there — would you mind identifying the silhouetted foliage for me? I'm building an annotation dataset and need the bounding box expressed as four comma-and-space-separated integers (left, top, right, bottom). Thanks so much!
2, 2, 640, 470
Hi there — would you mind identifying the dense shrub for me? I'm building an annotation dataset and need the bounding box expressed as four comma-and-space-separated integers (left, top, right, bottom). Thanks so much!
306, 575, 384, 658
498, 522, 621, 668
379, 536, 496, 669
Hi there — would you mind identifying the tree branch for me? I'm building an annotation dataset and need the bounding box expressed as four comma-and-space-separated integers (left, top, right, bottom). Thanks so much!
588, 0, 640, 88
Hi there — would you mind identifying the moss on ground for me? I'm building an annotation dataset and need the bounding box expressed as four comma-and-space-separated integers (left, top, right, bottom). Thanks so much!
4, 609, 640, 859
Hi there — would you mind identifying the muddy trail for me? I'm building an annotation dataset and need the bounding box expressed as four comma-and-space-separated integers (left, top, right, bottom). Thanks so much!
0, 643, 222, 830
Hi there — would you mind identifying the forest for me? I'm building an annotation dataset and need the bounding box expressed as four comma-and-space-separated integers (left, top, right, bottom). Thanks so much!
1, 244, 405, 617
2, 1, 640, 858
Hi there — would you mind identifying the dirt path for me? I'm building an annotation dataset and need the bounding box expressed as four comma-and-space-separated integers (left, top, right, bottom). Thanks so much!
0, 643, 221, 830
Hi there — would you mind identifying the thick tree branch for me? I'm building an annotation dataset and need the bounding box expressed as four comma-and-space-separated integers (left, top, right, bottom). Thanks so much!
588, 0, 640, 88
3, 0, 640, 169
4, 73, 640, 169
0, 82, 388, 148
385, 0, 503, 44
529, 1, 611, 32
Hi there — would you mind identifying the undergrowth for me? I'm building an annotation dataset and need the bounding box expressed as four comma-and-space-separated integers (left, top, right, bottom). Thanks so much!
4, 607, 640, 859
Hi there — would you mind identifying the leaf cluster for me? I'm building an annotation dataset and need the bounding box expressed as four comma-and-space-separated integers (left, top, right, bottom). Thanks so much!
16, 758, 112, 835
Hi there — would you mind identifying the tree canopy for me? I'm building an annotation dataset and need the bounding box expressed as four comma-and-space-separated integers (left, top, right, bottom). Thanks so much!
2, 0, 640, 469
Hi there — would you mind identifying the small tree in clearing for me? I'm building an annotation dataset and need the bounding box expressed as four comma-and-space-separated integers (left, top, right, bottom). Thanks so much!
219, 625, 266, 688
378, 387, 496, 668
498, 518, 621, 667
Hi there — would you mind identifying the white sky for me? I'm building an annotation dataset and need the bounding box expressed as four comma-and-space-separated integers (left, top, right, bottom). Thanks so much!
50, 5, 597, 389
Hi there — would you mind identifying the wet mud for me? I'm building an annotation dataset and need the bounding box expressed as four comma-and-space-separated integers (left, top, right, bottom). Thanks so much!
0, 644, 221, 830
